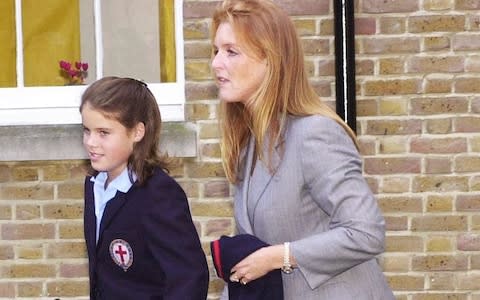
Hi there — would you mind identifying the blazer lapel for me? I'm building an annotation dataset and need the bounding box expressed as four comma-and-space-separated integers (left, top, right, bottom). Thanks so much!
247, 143, 280, 214
97, 192, 128, 245
235, 137, 255, 234
84, 180, 97, 260
236, 136, 283, 234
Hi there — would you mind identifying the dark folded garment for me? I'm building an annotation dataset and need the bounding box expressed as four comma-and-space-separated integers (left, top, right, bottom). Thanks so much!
210, 234, 284, 300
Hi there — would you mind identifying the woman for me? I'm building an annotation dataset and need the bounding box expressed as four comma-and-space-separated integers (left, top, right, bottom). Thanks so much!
210, 0, 395, 299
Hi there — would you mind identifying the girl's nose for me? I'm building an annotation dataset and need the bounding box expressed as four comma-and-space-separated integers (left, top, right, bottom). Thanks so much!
83, 132, 97, 148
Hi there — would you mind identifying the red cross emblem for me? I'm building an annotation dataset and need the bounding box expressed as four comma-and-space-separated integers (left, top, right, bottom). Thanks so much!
109, 239, 133, 271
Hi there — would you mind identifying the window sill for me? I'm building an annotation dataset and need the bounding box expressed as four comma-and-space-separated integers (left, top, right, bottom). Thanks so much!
0, 84, 185, 125
0, 122, 197, 161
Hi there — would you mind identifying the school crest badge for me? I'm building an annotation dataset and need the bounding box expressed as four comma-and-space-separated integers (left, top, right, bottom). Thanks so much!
109, 239, 133, 271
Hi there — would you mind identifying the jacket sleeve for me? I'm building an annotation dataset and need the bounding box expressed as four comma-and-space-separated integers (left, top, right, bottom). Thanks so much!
143, 173, 209, 300
290, 116, 386, 289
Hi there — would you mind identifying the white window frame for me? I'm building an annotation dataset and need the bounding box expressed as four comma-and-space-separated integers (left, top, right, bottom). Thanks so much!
0, 0, 185, 126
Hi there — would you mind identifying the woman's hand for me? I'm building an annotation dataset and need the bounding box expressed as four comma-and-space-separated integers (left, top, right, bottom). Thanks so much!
229, 244, 283, 285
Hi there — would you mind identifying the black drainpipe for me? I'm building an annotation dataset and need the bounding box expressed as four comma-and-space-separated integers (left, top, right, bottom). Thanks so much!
334, 0, 357, 133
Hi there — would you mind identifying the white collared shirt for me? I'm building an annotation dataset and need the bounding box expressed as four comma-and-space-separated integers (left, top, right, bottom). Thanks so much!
90, 168, 136, 244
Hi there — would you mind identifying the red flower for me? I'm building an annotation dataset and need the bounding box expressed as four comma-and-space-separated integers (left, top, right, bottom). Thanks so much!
59, 59, 88, 85
59, 60, 71, 71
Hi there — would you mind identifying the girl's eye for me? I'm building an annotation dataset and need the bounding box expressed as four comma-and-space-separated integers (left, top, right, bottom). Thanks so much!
99, 130, 109, 136
227, 49, 238, 56
82, 127, 90, 135
213, 49, 219, 55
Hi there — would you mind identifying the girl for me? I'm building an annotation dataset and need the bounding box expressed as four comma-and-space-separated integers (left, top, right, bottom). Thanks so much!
80, 76, 209, 300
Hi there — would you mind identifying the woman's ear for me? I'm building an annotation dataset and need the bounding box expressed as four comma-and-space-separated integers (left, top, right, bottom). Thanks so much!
133, 122, 145, 142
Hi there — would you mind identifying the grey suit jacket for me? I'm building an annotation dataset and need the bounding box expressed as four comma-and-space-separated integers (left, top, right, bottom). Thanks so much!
229, 115, 394, 300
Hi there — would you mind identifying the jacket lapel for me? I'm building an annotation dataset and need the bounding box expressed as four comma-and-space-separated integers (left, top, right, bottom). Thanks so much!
235, 137, 255, 234
97, 192, 128, 245
236, 136, 283, 234
84, 179, 97, 259
247, 141, 281, 215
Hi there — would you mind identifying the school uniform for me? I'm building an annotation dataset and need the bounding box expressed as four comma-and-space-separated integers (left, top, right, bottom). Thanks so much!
84, 167, 209, 300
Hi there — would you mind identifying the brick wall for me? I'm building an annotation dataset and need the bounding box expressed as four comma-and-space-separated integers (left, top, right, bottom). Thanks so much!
1, 0, 479, 299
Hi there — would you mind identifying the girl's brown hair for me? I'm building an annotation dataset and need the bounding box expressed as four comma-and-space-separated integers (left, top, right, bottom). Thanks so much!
212, 0, 358, 183
80, 76, 169, 185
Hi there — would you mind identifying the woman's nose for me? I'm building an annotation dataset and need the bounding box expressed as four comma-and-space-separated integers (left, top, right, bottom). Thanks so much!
211, 53, 222, 70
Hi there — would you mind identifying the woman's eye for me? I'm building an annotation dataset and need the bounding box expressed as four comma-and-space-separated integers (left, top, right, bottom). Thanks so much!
99, 131, 109, 136
227, 49, 237, 56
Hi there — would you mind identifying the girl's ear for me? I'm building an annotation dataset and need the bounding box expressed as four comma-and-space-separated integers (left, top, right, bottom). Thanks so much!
133, 122, 145, 142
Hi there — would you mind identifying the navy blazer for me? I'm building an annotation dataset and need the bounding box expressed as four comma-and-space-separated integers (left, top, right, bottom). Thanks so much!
211, 234, 283, 300
84, 167, 209, 300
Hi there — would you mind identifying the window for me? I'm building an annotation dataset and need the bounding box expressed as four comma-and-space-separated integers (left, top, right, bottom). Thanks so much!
0, 0, 185, 125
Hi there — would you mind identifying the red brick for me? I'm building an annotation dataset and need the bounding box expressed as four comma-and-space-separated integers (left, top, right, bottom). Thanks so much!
456, 194, 480, 211
204, 180, 230, 198
379, 17, 406, 34
456, 273, 480, 289
453, 34, 480, 51
384, 216, 408, 231
59, 263, 89, 278
183, 1, 220, 18
455, 116, 480, 133
407, 56, 465, 73
425, 157, 452, 174
0, 283, 15, 298
205, 218, 233, 237
355, 17, 376, 35
410, 97, 469, 115
456, 0, 480, 9
455, 77, 480, 93
364, 157, 421, 175
363, 38, 420, 54
362, 0, 419, 13
365, 119, 422, 135
2, 224, 55, 240
411, 137, 467, 154
457, 234, 480, 251
356, 59, 375, 76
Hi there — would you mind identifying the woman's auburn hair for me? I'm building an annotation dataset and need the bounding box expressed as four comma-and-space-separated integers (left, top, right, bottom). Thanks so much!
212, 0, 358, 184
80, 76, 170, 185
